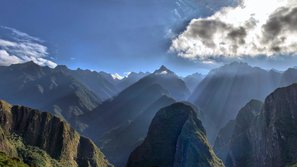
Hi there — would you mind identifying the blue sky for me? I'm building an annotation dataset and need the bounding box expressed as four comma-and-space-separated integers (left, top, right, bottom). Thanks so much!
1, 0, 297, 75
0, 0, 239, 75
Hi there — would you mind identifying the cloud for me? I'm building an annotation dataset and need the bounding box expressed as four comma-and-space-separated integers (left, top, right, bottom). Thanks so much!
0, 50, 22, 66
111, 73, 124, 80
0, 26, 57, 68
170, 0, 297, 63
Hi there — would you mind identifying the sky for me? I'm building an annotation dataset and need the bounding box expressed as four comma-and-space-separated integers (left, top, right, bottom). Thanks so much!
0, 0, 296, 76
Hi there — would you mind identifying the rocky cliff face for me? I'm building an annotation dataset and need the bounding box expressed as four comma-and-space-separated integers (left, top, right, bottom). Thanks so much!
126, 102, 224, 167
216, 84, 297, 167
247, 83, 297, 167
225, 100, 263, 167
0, 100, 112, 167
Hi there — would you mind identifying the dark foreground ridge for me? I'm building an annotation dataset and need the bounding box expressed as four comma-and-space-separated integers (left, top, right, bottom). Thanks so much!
0, 100, 112, 167
126, 102, 224, 167
215, 83, 297, 167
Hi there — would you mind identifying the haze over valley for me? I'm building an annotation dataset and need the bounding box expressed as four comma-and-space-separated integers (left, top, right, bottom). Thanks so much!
1, 0, 297, 167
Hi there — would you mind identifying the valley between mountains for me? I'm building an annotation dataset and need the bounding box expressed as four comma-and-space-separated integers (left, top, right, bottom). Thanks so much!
1, 61, 297, 167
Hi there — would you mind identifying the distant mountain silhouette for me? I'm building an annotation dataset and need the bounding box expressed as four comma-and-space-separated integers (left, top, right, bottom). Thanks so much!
55, 65, 120, 101
183, 72, 204, 92
0, 62, 101, 127
116, 72, 150, 91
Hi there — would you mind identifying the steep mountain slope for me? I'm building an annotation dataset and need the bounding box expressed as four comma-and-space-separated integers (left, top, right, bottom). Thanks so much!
189, 62, 282, 143
146, 65, 191, 100
82, 83, 169, 137
99, 95, 176, 167
0, 100, 112, 167
0, 62, 101, 126
81, 66, 190, 166
214, 100, 263, 164
214, 83, 297, 167
116, 72, 150, 91
0, 152, 29, 167
81, 84, 170, 166
82, 65, 189, 135
126, 102, 224, 167
213, 120, 236, 163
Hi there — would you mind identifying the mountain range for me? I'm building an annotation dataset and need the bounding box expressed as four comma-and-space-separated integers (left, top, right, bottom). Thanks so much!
2, 61, 297, 167
189, 62, 297, 143
80, 65, 192, 166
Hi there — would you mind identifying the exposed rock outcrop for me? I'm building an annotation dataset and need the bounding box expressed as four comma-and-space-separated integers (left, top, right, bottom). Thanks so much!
126, 102, 224, 167
0, 100, 112, 167
215, 84, 297, 167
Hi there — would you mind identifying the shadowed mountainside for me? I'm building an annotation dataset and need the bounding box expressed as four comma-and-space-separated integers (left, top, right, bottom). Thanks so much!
126, 102, 224, 167
214, 83, 297, 167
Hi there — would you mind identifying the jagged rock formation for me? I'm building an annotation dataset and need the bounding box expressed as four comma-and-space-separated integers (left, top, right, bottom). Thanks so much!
126, 102, 224, 167
0, 100, 112, 167
215, 84, 297, 167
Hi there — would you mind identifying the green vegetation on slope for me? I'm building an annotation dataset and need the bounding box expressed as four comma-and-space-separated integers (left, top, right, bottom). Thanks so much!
0, 152, 29, 167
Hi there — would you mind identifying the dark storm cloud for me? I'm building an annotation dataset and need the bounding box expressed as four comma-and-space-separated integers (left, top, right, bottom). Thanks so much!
171, 0, 297, 64
187, 20, 229, 48
262, 7, 297, 52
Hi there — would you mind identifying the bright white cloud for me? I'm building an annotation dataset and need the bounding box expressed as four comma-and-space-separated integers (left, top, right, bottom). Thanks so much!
0, 26, 57, 68
170, 0, 297, 63
0, 50, 22, 66
111, 73, 125, 80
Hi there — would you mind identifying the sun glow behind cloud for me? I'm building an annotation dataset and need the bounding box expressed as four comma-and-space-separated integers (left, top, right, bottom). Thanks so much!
170, 0, 297, 63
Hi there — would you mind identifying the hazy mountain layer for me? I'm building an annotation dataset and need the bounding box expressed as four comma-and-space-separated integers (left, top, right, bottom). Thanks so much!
183, 72, 204, 92
214, 100, 263, 164
0, 62, 101, 127
99, 95, 176, 167
189, 62, 284, 143
55, 65, 120, 101
80, 66, 191, 166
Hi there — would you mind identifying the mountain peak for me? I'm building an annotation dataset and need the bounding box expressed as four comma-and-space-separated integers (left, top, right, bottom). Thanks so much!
9, 61, 44, 70
153, 65, 174, 75
127, 102, 223, 167
210, 61, 265, 75
55, 65, 69, 71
